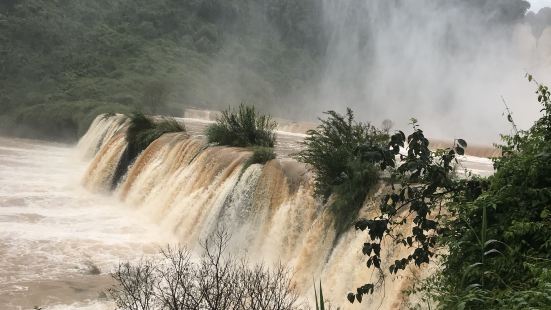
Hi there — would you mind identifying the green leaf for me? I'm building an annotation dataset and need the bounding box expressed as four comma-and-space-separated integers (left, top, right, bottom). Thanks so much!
465, 262, 483, 273
484, 249, 503, 256
483, 239, 503, 248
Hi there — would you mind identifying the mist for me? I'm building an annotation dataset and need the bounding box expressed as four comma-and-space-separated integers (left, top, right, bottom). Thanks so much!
303, 0, 547, 144
199, 0, 551, 144
2, 0, 551, 144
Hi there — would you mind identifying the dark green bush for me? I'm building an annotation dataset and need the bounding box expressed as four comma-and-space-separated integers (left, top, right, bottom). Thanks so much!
296, 108, 389, 233
112, 113, 185, 187
296, 108, 388, 200
245, 146, 276, 168
206, 104, 277, 147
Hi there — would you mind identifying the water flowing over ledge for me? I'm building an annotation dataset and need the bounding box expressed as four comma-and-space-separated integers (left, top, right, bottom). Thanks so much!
77, 114, 433, 309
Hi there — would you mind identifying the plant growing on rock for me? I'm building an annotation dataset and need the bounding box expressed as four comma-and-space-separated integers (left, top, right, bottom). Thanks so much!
296, 108, 389, 233
245, 146, 276, 168
206, 104, 277, 148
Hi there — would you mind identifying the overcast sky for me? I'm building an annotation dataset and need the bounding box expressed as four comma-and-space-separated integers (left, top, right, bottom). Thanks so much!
529, 0, 551, 12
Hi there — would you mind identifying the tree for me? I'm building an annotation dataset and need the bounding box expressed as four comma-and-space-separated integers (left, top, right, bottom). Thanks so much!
422, 77, 551, 309
141, 81, 170, 114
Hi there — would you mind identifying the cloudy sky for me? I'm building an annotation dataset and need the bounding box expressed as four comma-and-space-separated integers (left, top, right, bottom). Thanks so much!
529, 0, 551, 11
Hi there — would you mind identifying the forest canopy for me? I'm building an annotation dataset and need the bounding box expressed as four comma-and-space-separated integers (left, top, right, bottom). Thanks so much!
0, 0, 324, 140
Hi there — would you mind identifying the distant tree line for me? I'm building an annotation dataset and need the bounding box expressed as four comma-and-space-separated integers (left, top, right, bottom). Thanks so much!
0, 0, 549, 141
0, 0, 325, 141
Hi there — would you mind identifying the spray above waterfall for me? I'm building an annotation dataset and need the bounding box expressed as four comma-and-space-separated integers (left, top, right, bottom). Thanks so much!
306, 0, 550, 143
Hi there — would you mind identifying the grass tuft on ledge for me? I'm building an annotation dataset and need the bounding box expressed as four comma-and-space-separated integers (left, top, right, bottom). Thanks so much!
206, 103, 277, 148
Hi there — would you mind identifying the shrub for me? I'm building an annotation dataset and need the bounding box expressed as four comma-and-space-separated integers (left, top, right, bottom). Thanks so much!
245, 146, 276, 168
348, 119, 469, 304
112, 113, 185, 188
206, 104, 277, 148
296, 108, 388, 200
109, 230, 302, 310
295, 108, 389, 232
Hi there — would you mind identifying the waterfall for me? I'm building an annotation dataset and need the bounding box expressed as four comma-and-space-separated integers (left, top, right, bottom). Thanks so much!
78, 114, 420, 309
77, 114, 129, 159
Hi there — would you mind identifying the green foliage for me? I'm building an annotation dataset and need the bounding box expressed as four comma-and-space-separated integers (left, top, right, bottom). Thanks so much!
0, 0, 323, 141
296, 108, 389, 233
349, 118, 466, 303
112, 113, 185, 187
245, 146, 276, 167
371, 78, 551, 309
206, 104, 277, 148
297, 108, 388, 199
423, 78, 551, 309
339, 79, 551, 310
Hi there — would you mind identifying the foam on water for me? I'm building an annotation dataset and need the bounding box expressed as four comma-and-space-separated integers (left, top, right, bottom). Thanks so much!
0, 136, 166, 309
0, 114, 496, 309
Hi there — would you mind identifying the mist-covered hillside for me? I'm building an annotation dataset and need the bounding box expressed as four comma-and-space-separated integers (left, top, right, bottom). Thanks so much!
0, 0, 324, 140
1, 0, 550, 141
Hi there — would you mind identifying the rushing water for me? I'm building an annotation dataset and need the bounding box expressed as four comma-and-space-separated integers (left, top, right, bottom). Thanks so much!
0, 136, 168, 309
0, 114, 494, 309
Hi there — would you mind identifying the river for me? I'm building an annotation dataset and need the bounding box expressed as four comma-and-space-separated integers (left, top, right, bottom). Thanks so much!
0, 116, 494, 309
0, 136, 167, 309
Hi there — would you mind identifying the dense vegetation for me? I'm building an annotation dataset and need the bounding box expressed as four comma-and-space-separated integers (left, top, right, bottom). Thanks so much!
296, 108, 389, 233
112, 113, 185, 188
422, 78, 551, 309
0, 0, 323, 141
327, 80, 551, 309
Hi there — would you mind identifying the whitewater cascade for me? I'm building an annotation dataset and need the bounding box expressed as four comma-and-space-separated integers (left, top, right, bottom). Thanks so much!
78, 114, 423, 309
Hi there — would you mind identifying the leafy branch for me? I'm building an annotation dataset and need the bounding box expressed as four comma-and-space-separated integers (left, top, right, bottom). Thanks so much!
349, 119, 468, 303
